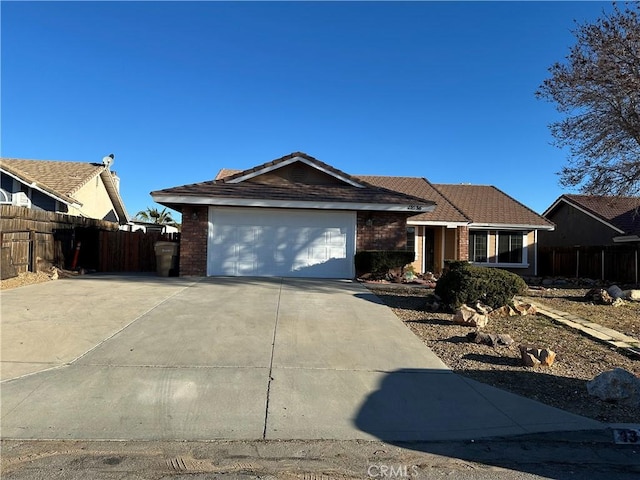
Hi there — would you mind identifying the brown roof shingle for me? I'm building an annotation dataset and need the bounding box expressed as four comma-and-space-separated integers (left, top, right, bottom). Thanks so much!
560, 194, 640, 235
356, 176, 468, 223
433, 184, 554, 228
0, 158, 105, 204
153, 153, 436, 210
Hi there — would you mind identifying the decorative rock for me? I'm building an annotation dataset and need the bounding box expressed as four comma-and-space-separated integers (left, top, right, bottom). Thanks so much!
489, 305, 517, 318
513, 302, 536, 316
467, 331, 514, 347
519, 345, 556, 367
622, 289, 640, 302
453, 304, 488, 328
585, 288, 614, 305
612, 298, 626, 307
474, 302, 492, 315
586, 368, 640, 408
608, 285, 624, 299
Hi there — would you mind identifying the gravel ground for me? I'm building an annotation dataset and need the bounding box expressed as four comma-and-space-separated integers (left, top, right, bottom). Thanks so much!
366, 283, 640, 424
526, 286, 640, 340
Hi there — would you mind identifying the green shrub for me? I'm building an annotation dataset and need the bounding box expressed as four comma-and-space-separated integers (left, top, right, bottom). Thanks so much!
434, 262, 528, 311
355, 250, 415, 276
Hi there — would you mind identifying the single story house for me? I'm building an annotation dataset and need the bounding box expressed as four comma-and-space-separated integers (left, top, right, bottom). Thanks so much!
357, 176, 555, 277
540, 194, 640, 247
0, 156, 130, 224
151, 152, 554, 279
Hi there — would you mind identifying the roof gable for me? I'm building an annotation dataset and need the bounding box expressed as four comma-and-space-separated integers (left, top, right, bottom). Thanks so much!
0, 157, 130, 223
221, 152, 366, 188
152, 153, 436, 212
0, 158, 105, 205
545, 194, 640, 236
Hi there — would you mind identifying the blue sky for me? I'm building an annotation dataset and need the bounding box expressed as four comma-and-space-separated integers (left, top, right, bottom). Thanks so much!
1, 1, 615, 220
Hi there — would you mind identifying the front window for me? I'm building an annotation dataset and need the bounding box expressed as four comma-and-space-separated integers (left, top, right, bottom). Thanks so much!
406, 227, 416, 252
469, 231, 488, 262
497, 231, 524, 263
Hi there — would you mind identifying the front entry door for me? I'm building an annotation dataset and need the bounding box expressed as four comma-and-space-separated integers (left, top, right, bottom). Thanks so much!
423, 228, 435, 273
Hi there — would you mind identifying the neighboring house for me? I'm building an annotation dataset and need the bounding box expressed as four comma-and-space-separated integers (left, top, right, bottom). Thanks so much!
0, 156, 130, 224
151, 152, 553, 279
540, 194, 640, 247
121, 220, 179, 234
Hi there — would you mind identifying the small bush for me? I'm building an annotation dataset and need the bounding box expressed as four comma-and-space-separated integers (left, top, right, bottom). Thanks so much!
355, 250, 415, 277
435, 262, 528, 311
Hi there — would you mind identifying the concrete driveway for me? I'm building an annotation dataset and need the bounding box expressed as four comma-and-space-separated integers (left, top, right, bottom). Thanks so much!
0, 275, 603, 441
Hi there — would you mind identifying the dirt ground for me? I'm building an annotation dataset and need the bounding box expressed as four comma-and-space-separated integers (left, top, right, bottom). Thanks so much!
0, 269, 77, 290
367, 283, 640, 424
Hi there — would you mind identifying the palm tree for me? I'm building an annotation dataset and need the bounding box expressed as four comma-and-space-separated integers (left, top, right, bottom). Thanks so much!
135, 207, 176, 225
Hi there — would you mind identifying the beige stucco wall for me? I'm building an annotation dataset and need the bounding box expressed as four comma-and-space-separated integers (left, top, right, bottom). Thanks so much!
68, 175, 116, 221
409, 226, 424, 273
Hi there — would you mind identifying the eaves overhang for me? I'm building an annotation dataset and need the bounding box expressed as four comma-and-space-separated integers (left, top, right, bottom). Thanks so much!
613, 235, 640, 243
151, 194, 435, 213
100, 170, 130, 224
407, 219, 469, 228
469, 222, 555, 231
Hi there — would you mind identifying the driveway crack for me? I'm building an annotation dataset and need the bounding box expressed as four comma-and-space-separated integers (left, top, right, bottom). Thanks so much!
262, 278, 283, 439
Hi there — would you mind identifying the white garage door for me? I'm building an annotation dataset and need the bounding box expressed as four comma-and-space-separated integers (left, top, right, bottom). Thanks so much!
207, 207, 356, 278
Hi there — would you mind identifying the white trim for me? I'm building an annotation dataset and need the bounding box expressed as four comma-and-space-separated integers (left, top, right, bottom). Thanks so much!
152, 194, 435, 212
469, 223, 554, 231
440, 227, 446, 271
407, 219, 468, 228
534, 229, 538, 276
613, 235, 640, 243
544, 197, 625, 234
226, 156, 366, 188
469, 229, 529, 267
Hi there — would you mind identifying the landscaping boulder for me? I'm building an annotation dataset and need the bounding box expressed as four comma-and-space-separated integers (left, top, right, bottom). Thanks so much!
585, 288, 614, 305
489, 305, 517, 318
607, 285, 624, 299
519, 345, 556, 367
467, 331, 514, 347
586, 368, 640, 408
513, 301, 536, 316
452, 304, 488, 328
622, 289, 640, 302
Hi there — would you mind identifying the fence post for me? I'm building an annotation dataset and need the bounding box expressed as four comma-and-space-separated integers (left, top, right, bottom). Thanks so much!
576, 248, 580, 278
601, 248, 605, 281
29, 229, 35, 272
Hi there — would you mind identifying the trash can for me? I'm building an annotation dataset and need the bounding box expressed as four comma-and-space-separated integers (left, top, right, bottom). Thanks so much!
154, 241, 179, 277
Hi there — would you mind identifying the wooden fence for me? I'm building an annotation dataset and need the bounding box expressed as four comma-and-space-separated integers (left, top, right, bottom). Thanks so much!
98, 230, 180, 272
538, 245, 639, 284
1, 205, 180, 276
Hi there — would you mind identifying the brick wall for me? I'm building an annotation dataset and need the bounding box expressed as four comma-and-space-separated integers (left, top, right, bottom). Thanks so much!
457, 225, 469, 261
179, 205, 208, 276
357, 212, 410, 250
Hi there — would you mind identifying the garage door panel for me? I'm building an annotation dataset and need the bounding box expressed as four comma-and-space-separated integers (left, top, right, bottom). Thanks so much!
208, 208, 355, 278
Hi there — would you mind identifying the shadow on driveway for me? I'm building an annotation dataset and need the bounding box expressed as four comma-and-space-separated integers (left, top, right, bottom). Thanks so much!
352, 368, 640, 480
